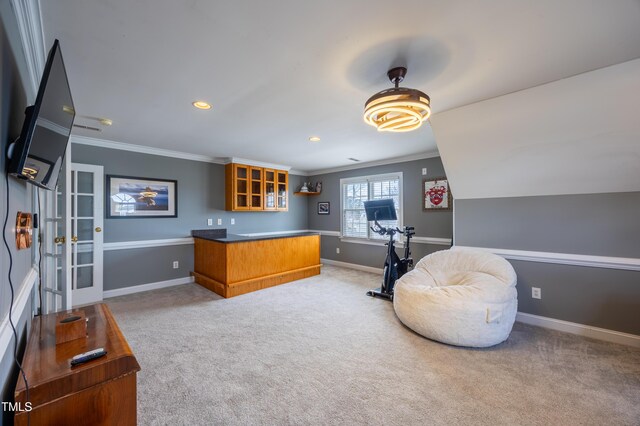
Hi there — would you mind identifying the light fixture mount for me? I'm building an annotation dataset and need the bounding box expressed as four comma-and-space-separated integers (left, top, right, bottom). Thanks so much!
364, 66, 431, 133
387, 66, 406, 87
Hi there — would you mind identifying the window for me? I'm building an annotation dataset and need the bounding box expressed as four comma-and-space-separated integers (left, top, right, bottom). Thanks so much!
341, 172, 402, 241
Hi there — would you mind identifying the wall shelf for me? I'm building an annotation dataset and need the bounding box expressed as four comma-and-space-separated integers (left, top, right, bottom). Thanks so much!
294, 191, 321, 196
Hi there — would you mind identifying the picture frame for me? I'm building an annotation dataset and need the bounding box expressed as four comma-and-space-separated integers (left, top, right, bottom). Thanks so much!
423, 177, 452, 211
317, 201, 330, 215
106, 175, 178, 218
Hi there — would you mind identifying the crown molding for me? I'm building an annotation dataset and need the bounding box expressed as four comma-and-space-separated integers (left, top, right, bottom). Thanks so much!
70, 136, 302, 172
70, 135, 222, 163
70, 137, 436, 176
222, 157, 292, 171
9, 0, 45, 98
306, 150, 440, 176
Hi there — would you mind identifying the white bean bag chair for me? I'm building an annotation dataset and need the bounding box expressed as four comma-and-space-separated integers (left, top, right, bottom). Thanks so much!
393, 247, 517, 347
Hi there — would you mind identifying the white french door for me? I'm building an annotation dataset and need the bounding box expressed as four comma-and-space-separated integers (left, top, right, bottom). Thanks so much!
70, 163, 104, 306
41, 157, 69, 314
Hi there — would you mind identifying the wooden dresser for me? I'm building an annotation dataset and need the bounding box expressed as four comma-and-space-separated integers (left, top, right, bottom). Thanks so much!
14, 303, 140, 426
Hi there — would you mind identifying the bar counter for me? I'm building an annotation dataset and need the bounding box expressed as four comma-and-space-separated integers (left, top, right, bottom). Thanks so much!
191, 229, 321, 298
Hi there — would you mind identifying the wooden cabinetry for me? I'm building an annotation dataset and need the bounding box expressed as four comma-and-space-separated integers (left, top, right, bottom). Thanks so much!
14, 304, 140, 426
192, 233, 321, 298
226, 163, 288, 211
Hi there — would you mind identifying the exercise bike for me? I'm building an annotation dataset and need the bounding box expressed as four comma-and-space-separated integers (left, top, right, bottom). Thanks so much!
363, 199, 415, 301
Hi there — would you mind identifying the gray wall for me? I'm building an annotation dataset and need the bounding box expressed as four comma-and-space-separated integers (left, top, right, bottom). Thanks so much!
0, 8, 35, 424
307, 157, 453, 269
455, 193, 640, 335
72, 143, 309, 290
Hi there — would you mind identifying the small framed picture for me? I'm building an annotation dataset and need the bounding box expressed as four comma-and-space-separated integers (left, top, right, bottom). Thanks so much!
106, 175, 178, 218
317, 202, 330, 215
423, 177, 452, 211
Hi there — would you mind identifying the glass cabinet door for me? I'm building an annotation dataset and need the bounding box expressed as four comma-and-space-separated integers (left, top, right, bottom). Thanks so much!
276, 170, 288, 211
263, 169, 276, 210
249, 167, 263, 210
234, 164, 250, 210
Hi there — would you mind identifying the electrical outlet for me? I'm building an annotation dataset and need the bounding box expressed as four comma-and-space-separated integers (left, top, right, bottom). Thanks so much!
532, 287, 541, 299
217, 218, 222, 225
231, 218, 235, 225
422, 167, 427, 175
207, 218, 213, 226
173, 261, 179, 269
336, 247, 340, 254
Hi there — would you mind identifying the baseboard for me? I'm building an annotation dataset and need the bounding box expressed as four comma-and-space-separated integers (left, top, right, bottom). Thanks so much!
0, 266, 37, 362
516, 312, 640, 348
319, 261, 639, 347
321, 258, 383, 274
103, 276, 194, 298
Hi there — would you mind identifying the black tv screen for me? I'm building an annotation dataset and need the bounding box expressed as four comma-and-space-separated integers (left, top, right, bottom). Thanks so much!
364, 199, 397, 221
8, 39, 75, 190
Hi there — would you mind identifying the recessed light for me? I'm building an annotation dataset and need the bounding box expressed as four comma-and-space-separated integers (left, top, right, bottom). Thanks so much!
309, 136, 321, 142
192, 101, 212, 110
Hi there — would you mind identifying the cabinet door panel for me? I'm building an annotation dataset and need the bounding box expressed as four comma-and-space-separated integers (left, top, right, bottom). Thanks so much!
249, 167, 263, 210
276, 170, 288, 211
263, 169, 277, 210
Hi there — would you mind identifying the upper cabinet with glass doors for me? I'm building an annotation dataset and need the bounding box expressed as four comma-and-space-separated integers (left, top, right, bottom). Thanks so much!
225, 163, 288, 211
225, 163, 289, 211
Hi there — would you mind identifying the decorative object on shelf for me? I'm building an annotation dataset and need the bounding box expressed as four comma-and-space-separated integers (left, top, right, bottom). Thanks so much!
106, 175, 177, 218
15, 211, 33, 250
423, 177, 452, 211
317, 202, 330, 215
364, 66, 431, 133
299, 182, 310, 193
315, 181, 322, 193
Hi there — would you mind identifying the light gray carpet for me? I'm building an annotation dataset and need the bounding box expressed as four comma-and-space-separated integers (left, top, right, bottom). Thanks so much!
106, 266, 640, 425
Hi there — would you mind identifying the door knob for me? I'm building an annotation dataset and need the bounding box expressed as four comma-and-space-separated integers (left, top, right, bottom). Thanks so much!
95, 227, 102, 233
71, 236, 78, 243
54, 236, 66, 244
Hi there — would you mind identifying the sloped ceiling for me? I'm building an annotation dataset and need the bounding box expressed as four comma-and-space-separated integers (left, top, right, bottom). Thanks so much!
39, 1, 640, 173
431, 59, 640, 199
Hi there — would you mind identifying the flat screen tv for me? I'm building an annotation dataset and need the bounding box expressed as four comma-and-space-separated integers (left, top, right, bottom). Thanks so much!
364, 199, 397, 221
7, 39, 75, 190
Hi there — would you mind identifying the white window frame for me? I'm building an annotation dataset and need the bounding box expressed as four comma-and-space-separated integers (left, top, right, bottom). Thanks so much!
340, 172, 403, 245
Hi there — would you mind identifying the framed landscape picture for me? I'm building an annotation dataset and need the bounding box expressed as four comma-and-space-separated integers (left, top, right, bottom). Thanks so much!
423, 177, 452, 211
106, 175, 177, 218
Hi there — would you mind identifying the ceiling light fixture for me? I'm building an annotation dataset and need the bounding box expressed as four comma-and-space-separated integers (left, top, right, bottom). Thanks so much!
364, 67, 431, 133
192, 101, 212, 110
309, 136, 321, 142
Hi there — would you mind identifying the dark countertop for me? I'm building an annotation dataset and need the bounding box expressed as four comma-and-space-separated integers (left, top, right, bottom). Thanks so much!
192, 229, 319, 243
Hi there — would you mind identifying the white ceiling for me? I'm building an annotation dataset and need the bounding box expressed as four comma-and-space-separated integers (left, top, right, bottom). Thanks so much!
40, 0, 640, 173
